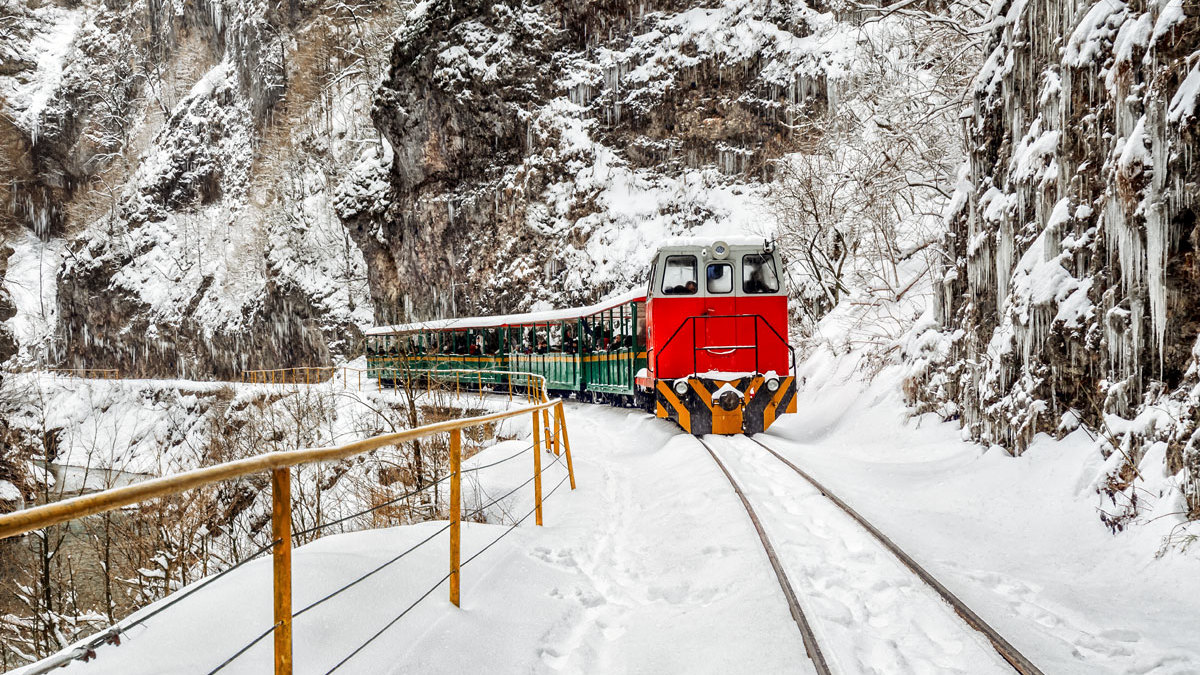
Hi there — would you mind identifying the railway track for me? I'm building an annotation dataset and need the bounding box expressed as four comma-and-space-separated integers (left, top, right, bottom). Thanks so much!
697, 435, 1044, 675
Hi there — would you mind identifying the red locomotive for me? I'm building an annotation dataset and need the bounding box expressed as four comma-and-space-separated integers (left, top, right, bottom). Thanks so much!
636, 238, 796, 434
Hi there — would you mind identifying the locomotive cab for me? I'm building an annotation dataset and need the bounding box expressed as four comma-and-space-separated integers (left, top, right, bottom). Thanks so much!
637, 238, 797, 435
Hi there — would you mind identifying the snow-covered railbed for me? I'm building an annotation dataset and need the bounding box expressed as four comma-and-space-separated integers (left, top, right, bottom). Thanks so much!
702, 434, 1016, 674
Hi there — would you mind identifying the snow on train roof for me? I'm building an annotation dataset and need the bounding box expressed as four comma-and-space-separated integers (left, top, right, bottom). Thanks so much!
656, 235, 773, 249
365, 289, 646, 336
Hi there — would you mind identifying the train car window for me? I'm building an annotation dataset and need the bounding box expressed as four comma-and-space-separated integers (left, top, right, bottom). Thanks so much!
647, 260, 657, 297
564, 323, 577, 352
635, 302, 646, 345
661, 255, 698, 294
706, 263, 733, 294
742, 254, 780, 293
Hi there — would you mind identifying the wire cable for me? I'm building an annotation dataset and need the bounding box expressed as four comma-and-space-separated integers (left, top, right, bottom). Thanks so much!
325, 470, 573, 674
206, 624, 276, 674
292, 522, 452, 619
293, 443, 535, 538
27, 422, 557, 674
134, 428, 561, 675
127, 539, 278, 630
294, 451, 562, 618
209, 445, 566, 672
20, 539, 279, 675
462, 471, 571, 569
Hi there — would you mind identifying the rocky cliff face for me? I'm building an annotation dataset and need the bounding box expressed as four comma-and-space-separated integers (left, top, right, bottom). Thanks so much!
1, 0, 381, 377
337, 0, 845, 323
908, 0, 1200, 529
3, 0, 849, 375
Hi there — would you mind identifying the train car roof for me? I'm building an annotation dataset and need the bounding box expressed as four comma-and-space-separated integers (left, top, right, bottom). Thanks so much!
655, 235, 774, 249
365, 289, 646, 336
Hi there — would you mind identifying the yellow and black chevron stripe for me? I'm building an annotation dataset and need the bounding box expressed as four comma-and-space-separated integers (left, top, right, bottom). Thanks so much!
655, 375, 796, 435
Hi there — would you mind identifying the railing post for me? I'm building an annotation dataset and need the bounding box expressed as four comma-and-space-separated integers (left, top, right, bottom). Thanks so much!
556, 402, 576, 490
450, 429, 461, 607
542, 408, 555, 456
532, 410, 543, 526
271, 468, 293, 675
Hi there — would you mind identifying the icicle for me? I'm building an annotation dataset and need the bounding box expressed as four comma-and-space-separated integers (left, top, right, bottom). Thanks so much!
996, 218, 1014, 310
1146, 202, 1167, 372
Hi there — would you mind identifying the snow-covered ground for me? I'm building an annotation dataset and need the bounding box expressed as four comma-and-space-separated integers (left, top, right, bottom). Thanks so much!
21, 364, 1200, 674
771, 355, 1200, 675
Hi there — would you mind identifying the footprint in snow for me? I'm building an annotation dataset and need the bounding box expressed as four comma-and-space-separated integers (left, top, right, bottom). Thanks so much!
1099, 628, 1141, 643
1075, 631, 1135, 658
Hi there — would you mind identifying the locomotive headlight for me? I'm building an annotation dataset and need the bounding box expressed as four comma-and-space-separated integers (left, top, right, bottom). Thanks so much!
765, 377, 780, 392
673, 379, 689, 396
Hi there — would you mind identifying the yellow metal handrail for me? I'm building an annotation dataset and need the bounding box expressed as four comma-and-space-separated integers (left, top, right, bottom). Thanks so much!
0, 379, 576, 675
241, 366, 358, 387
240, 365, 553, 404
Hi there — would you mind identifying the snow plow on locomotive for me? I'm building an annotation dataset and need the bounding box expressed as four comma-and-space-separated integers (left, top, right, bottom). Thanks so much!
363, 238, 796, 435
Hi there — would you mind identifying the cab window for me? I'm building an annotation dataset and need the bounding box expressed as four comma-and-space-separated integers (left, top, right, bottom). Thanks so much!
661, 255, 698, 295
742, 254, 780, 293
706, 263, 733, 294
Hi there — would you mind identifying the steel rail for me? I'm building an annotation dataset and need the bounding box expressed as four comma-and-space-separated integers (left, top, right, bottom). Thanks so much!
0, 399, 560, 540
696, 437, 832, 675
746, 436, 1045, 675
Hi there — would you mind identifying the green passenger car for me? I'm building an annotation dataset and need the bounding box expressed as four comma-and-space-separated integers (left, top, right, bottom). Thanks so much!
364, 291, 648, 404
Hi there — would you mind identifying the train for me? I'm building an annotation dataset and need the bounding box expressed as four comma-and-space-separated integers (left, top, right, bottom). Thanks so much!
364, 238, 796, 435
